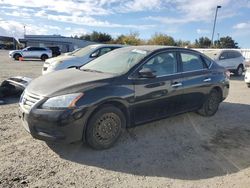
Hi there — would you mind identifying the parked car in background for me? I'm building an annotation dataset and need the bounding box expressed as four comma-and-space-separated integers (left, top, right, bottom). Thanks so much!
48, 46, 61, 57
42, 44, 123, 75
203, 50, 245, 76
19, 46, 229, 149
9, 47, 52, 61
244, 68, 250, 87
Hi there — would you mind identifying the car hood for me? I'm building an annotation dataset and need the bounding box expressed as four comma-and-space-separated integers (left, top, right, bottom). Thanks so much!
46, 55, 81, 63
26, 69, 115, 97
9, 50, 22, 54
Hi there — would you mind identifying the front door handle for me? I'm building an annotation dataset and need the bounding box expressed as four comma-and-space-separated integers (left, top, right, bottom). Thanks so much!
203, 78, 211, 82
171, 82, 182, 87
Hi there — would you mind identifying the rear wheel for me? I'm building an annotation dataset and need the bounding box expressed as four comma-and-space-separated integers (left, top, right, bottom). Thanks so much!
235, 64, 244, 76
41, 54, 49, 61
197, 89, 221, 117
86, 105, 125, 150
13, 53, 21, 61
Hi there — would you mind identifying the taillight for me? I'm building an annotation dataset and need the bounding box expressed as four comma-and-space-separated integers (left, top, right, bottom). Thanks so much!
225, 70, 231, 78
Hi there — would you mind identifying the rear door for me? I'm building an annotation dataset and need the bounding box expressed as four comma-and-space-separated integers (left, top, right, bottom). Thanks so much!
132, 50, 184, 124
24, 47, 38, 58
179, 51, 212, 111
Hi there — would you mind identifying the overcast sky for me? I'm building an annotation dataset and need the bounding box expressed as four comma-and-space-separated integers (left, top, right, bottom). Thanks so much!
0, 0, 250, 48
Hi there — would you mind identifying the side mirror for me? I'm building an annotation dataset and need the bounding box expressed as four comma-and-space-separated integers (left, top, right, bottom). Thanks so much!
138, 68, 156, 78
90, 52, 98, 58
219, 56, 225, 60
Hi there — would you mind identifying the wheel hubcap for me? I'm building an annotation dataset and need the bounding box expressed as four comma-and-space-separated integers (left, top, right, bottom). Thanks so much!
238, 67, 243, 75
94, 113, 120, 143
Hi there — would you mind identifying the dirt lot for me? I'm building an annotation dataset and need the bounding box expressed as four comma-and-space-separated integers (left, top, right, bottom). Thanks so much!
0, 50, 250, 188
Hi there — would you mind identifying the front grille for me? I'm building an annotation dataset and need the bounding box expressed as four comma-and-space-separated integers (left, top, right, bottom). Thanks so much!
43, 67, 48, 71
20, 91, 43, 112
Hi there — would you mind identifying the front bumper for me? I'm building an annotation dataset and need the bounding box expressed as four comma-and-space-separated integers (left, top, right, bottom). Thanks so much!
245, 71, 250, 83
19, 106, 89, 143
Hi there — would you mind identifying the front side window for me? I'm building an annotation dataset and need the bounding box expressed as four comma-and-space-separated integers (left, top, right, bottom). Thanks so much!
142, 52, 177, 76
181, 53, 205, 72
219, 52, 228, 60
98, 47, 112, 56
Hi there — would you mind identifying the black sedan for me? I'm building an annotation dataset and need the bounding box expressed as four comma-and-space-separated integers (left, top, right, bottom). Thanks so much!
19, 46, 230, 149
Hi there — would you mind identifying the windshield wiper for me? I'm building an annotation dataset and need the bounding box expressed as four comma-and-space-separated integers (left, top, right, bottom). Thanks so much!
80, 69, 104, 73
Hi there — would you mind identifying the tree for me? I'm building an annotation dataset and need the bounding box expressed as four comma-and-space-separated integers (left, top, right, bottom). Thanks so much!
194, 37, 211, 48
148, 33, 175, 46
175, 40, 192, 47
214, 36, 238, 48
78, 31, 113, 43
114, 32, 143, 45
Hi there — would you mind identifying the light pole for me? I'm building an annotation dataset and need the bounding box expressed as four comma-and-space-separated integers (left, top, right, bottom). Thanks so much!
211, 5, 222, 46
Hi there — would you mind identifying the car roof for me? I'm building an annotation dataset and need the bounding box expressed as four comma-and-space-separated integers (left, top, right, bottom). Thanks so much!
89, 44, 124, 48
115, 45, 199, 53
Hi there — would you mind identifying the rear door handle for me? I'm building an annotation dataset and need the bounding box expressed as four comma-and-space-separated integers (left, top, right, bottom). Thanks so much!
171, 82, 182, 87
203, 78, 211, 82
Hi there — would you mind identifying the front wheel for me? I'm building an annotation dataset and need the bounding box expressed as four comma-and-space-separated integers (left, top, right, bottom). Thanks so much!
247, 83, 250, 88
41, 54, 49, 61
235, 65, 244, 76
13, 54, 21, 61
197, 89, 221, 117
86, 106, 126, 150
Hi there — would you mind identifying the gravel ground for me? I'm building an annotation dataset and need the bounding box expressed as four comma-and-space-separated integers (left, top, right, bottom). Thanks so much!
0, 50, 250, 188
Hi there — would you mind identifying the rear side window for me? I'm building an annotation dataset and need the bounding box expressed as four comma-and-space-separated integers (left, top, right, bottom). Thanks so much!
29, 47, 46, 51
181, 53, 206, 72
227, 52, 235, 59
232, 51, 242, 58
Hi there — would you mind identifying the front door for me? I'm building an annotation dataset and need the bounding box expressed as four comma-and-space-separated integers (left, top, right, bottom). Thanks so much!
132, 51, 184, 124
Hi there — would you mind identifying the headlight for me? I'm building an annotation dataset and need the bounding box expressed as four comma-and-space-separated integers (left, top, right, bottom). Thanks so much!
41, 93, 83, 109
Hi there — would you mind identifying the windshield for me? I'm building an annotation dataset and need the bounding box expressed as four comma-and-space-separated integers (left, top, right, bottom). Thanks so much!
67, 48, 81, 55
81, 47, 149, 74
203, 51, 218, 59
71, 45, 97, 57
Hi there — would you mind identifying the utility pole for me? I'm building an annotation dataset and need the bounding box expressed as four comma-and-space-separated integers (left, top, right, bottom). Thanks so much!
211, 5, 222, 46
23, 25, 26, 38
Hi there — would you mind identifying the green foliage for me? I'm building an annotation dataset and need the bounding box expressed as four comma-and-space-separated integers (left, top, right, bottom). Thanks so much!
77, 31, 113, 43
72, 30, 240, 49
175, 40, 192, 47
114, 32, 143, 45
194, 37, 211, 48
213, 36, 238, 48
148, 33, 175, 46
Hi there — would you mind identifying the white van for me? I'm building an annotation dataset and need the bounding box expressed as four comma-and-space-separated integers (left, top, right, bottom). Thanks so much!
203, 50, 245, 76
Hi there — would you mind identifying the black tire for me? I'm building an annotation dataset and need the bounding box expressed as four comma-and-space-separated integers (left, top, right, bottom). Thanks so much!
197, 89, 221, 117
247, 84, 250, 88
41, 54, 49, 61
235, 64, 244, 76
86, 105, 125, 150
13, 53, 21, 61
